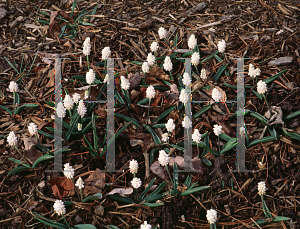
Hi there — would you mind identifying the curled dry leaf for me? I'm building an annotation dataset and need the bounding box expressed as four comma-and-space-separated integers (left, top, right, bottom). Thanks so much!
83, 168, 106, 197
128, 72, 141, 90
148, 66, 171, 81
108, 187, 133, 196
192, 81, 204, 91
170, 84, 179, 94
49, 177, 74, 199
150, 161, 167, 180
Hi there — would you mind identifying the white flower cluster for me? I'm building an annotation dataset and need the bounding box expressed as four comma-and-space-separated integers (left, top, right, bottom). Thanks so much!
129, 159, 139, 174
64, 95, 74, 110
77, 100, 87, 118
78, 123, 82, 131
212, 88, 222, 102
73, 93, 81, 103
142, 62, 150, 74
104, 74, 109, 84
192, 129, 201, 143
28, 122, 38, 136
248, 64, 261, 78
147, 53, 156, 66
188, 34, 197, 50
191, 52, 200, 66
218, 39, 226, 53
163, 56, 173, 72
56, 102, 66, 118
200, 69, 207, 80
9, 81, 18, 92
53, 200, 66, 216
140, 221, 152, 229
179, 89, 189, 104
86, 69, 95, 85
258, 181, 267, 195
7, 131, 18, 146
158, 27, 167, 39
257, 80, 267, 94
166, 119, 175, 132
206, 209, 218, 224
182, 116, 192, 129
121, 75, 130, 90
83, 37, 91, 56
182, 73, 191, 86
161, 133, 169, 142
158, 150, 170, 166
102, 47, 111, 60
239, 127, 245, 136
84, 90, 89, 99
131, 177, 142, 189
213, 124, 222, 136
75, 177, 84, 189
63, 163, 75, 179
150, 42, 159, 52
146, 85, 156, 99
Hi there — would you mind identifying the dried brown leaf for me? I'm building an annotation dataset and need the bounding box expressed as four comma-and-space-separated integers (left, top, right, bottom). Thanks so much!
49, 177, 74, 199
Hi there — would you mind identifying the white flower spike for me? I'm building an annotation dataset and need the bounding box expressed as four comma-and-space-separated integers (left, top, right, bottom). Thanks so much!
150, 42, 159, 52
28, 122, 38, 136
104, 74, 109, 84
77, 100, 87, 118
179, 89, 189, 104
78, 123, 82, 131
131, 177, 142, 189
218, 39, 226, 53
63, 94, 74, 110
206, 209, 217, 224
86, 69, 95, 85
147, 53, 156, 66
163, 56, 173, 72
257, 80, 267, 94
72, 93, 81, 103
192, 129, 201, 143
53, 200, 66, 216
7, 131, 18, 146
63, 163, 75, 179
258, 181, 267, 195
102, 47, 111, 60
120, 75, 130, 90
182, 116, 192, 129
188, 34, 197, 50
158, 27, 167, 39
166, 119, 175, 132
200, 69, 207, 80
158, 150, 170, 166
129, 159, 139, 174
191, 52, 200, 66
9, 81, 18, 92
213, 124, 222, 136
161, 133, 169, 142
56, 102, 66, 119
212, 88, 222, 102
142, 62, 150, 74
75, 177, 84, 189
182, 73, 191, 86
83, 37, 91, 56
146, 85, 156, 99
140, 221, 152, 229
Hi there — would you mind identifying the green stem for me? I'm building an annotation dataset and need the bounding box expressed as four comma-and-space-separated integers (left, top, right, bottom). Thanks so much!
210, 223, 214, 229
35, 133, 47, 153
197, 143, 200, 157
147, 99, 151, 124
14, 145, 23, 159
88, 85, 91, 101
252, 77, 255, 86
195, 65, 199, 76
87, 55, 90, 70
263, 94, 272, 118
165, 165, 173, 186
71, 178, 80, 199
144, 73, 147, 85
62, 214, 71, 229
169, 71, 174, 81
13, 92, 16, 113
104, 59, 107, 75
80, 188, 83, 201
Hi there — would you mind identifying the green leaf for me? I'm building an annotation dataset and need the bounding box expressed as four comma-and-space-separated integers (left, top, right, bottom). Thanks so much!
181, 186, 210, 196
130, 61, 144, 65
268, 127, 277, 139
82, 121, 92, 134
14, 104, 39, 114
283, 129, 300, 141
137, 98, 150, 105
219, 133, 232, 141
173, 162, 178, 190
201, 158, 212, 166
92, 112, 98, 151
82, 193, 103, 203
201, 51, 218, 63
284, 111, 300, 121
184, 176, 192, 188
263, 69, 287, 84
141, 202, 164, 207
59, 24, 67, 39
143, 124, 161, 145
249, 111, 268, 126
220, 139, 237, 155
4, 57, 19, 74
65, 113, 80, 141
152, 123, 166, 128
31, 212, 67, 229
0, 105, 12, 115
139, 178, 156, 203
252, 90, 263, 100
122, 88, 131, 108
8, 165, 29, 176
74, 225, 97, 229
174, 34, 178, 48
194, 142, 219, 156
148, 181, 167, 197
247, 136, 276, 148
273, 216, 291, 222
81, 146, 98, 158
214, 53, 223, 62
153, 106, 176, 123
193, 104, 212, 119
37, 129, 54, 139
108, 195, 135, 204
182, 51, 193, 57
8, 158, 31, 168
108, 226, 119, 229
169, 144, 185, 152
223, 83, 252, 89
32, 154, 54, 168
213, 64, 227, 81
115, 113, 139, 127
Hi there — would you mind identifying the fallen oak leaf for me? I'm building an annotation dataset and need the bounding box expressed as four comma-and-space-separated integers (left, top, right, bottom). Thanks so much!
49, 177, 74, 199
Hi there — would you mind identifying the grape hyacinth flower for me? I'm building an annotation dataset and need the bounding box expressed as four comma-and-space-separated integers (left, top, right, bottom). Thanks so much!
188, 34, 197, 50
53, 200, 69, 227
28, 122, 38, 136
86, 69, 95, 85
56, 102, 66, 119
206, 209, 218, 228
63, 95, 74, 111
163, 56, 173, 80
158, 27, 167, 40
101, 47, 111, 60
140, 221, 152, 229
63, 163, 75, 179
146, 85, 156, 123
212, 88, 222, 102
78, 123, 82, 131
218, 39, 226, 53
147, 53, 156, 66
120, 75, 130, 90
77, 100, 87, 118
257, 80, 271, 116
131, 177, 142, 189
73, 93, 81, 103
182, 116, 192, 129
161, 133, 169, 142
75, 177, 84, 200
83, 37, 91, 69
7, 131, 18, 147
158, 150, 173, 184
192, 129, 202, 157
142, 62, 150, 85
150, 41, 159, 52
191, 52, 200, 75
214, 124, 222, 152
182, 72, 191, 86
166, 118, 175, 133
9, 81, 18, 112
258, 181, 266, 196
129, 159, 139, 175
200, 68, 207, 80
179, 89, 189, 104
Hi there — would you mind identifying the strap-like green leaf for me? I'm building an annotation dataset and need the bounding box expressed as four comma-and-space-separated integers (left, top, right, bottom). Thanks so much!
32, 154, 54, 168
143, 124, 161, 145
